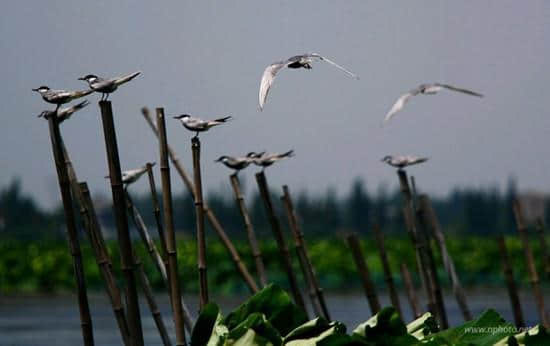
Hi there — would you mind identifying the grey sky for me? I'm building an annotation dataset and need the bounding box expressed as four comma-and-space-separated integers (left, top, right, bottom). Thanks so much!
2, 1, 549, 208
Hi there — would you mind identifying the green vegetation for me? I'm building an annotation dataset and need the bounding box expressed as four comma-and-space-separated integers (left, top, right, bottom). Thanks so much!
0, 235, 547, 294
192, 284, 550, 345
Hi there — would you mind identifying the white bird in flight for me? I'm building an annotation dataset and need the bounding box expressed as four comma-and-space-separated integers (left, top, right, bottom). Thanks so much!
259, 53, 359, 110
383, 83, 483, 124
381, 155, 429, 169
173, 114, 232, 138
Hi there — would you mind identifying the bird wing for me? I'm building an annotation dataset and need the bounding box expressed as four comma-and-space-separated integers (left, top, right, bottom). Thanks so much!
436, 83, 483, 97
309, 53, 359, 79
406, 156, 429, 165
258, 61, 288, 110
383, 91, 416, 123
113, 71, 141, 86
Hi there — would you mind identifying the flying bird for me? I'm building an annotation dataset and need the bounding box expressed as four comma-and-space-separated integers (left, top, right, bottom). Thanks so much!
383, 83, 483, 123
381, 155, 428, 169
105, 162, 155, 186
78, 71, 141, 100
173, 114, 232, 138
252, 150, 294, 170
32, 86, 93, 110
37, 100, 90, 123
259, 53, 359, 110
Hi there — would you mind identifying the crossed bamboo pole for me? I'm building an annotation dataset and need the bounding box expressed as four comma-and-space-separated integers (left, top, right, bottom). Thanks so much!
497, 235, 525, 328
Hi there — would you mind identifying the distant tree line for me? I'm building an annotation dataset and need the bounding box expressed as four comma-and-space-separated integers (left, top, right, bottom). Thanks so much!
1, 176, 548, 241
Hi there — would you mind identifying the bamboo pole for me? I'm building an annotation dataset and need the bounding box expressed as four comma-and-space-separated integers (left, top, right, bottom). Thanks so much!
255, 171, 306, 310
142, 107, 259, 294
512, 200, 549, 327
47, 114, 94, 346
397, 170, 435, 316
157, 107, 187, 346
346, 233, 381, 314
497, 235, 525, 328
535, 218, 550, 283
281, 185, 330, 320
192, 137, 209, 309
372, 224, 402, 317
230, 173, 268, 287
400, 262, 421, 319
281, 189, 323, 318
99, 100, 144, 346
421, 195, 472, 321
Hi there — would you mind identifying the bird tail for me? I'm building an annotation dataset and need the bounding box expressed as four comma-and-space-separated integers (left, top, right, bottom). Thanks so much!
115, 71, 142, 86
72, 100, 90, 111
281, 150, 294, 158
214, 116, 232, 123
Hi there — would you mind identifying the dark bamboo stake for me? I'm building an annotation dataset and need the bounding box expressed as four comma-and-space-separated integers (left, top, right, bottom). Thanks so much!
47, 115, 94, 346
157, 107, 187, 345
512, 200, 549, 327
192, 137, 209, 309
346, 233, 381, 314
255, 171, 306, 310
421, 196, 472, 321
372, 224, 402, 317
535, 218, 550, 283
400, 262, 421, 319
397, 170, 435, 316
230, 173, 268, 287
281, 185, 330, 320
142, 107, 259, 294
497, 235, 525, 328
99, 100, 144, 346
281, 191, 322, 318
134, 256, 171, 346
79, 183, 130, 346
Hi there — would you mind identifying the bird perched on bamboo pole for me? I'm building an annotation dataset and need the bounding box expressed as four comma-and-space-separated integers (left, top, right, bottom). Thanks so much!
32, 86, 93, 111
259, 53, 358, 110
383, 83, 483, 124
381, 155, 428, 170
173, 114, 232, 138
78, 71, 141, 101
252, 150, 294, 170
215, 152, 264, 173
37, 100, 90, 123
105, 162, 155, 187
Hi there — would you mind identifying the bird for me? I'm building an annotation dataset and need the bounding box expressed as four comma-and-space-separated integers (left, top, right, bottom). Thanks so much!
105, 162, 155, 186
32, 86, 93, 110
78, 71, 141, 101
259, 53, 359, 110
215, 152, 265, 172
381, 155, 428, 169
252, 150, 294, 170
37, 100, 90, 123
383, 83, 483, 124
173, 114, 232, 138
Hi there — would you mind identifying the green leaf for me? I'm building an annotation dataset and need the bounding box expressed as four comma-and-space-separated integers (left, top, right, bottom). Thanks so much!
352, 307, 418, 345
283, 317, 346, 345
191, 302, 228, 346
225, 313, 282, 346
406, 312, 439, 340
224, 284, 308, 336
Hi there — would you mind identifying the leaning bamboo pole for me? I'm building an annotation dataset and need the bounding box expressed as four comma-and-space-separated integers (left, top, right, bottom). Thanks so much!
142, 107, 259, 294
421, 195, 472, 321
372, 224, 402, 317
400, 262, 421, 319
255, 171, 306, 310
497, 235, 525, 328
535, 218, 550, 283
192, 136, 209, 309
281, 185, 330, 320
230, 173, 268, 287
512, 200, 549, 327
157, 107, 187, 346
346, 233, 381, 314
99, 101, 144, 346
46, 114, 94, 346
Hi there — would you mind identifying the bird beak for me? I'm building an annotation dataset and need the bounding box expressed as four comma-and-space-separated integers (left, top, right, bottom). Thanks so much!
214, 158, 221, 162
380, 158, 385, 162
77, 77, 85, 81
32, 88, 39, 92
172, 115, 182, 119
104, 175, 110, 179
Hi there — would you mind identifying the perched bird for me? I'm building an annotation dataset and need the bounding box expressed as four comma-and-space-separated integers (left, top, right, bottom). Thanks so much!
215, 152, 265, 172
105, 162, 155, 186
78, 71, 141, 100
37, 100, 90, 123
381, 155, 428, 169
383, 83, 483, 123
173, 114, 232, 138
252, 150, 294, 170
32, 86, 93, 110
259, 53, 359, 110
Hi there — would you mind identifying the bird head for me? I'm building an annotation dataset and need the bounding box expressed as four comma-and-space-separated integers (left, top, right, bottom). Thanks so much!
173, 114, 190, 120
32, 86, 50, 94
246, 151, 264, 158
78, 74, 98, 83
381, 155, 392, 163
215, 156, 228, 162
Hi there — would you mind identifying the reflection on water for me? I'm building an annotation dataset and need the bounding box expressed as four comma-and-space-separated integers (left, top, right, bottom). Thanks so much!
0, 289, 547, 345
